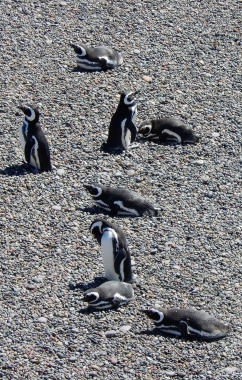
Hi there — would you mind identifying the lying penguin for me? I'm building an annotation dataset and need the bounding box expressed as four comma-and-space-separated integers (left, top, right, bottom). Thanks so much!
138, 118, 199, 144
70, 42, 123, 70
141, 305, 229, 340
90, 218, 133, 283
84, 183, 158, 216
19, 105, 51, 172
81, 281, 134, 310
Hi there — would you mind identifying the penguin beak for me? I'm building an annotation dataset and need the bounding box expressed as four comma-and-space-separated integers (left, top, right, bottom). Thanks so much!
19, 105, 27, 112
139, 309, 150, 314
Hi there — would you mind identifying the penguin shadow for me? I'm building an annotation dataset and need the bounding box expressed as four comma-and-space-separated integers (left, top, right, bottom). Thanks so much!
137, 328, 226, 342
76, 205, 110, 215
69, 276, 107, 292
71, 66, 111, 73
100, 143, 125, 155
0, 163, 39, 177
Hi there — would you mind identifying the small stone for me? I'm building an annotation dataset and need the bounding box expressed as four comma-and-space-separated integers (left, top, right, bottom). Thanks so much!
133, 49, 140, 54
131, 260, 135, 266
212, 132, 220, 137
26, 284, 35, 290
150, 249, 158, 255
127, 169, 135, 176
37, 317, 47, 323
57, 168, 65, 176
177, 372, 186, 377
119, 325, 131, 333
46, 39, 52, 45
142, 75, 153, 82
52, 205, 62, 210
201, 175, 210, 184
68, 356, 77, 362
110, 357, 118, 365
224, 367, 238, 374
71, 328, 79, 333
89, 372, 97, 377
59, 1, 67, 5
114, 171, 122, 177
105, 330, 120, 338
165, 371, 176, 377
195, 159, 204, 165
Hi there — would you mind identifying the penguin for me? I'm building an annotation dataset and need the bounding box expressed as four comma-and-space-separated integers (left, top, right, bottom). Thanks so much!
70, 42, 123, 71
141, 306, 229, 340
90, 218, 133, 283
81, 281, 134, 310
138, 118, 199, 144
102, 90, 138, 152
19, 105, 51, 172
84, 183, 158, 217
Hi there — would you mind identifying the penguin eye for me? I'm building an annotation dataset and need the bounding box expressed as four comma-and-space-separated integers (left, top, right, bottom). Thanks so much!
143, 127, 151, 135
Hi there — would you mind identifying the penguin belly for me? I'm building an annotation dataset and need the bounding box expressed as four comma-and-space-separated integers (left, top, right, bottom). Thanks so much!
19, 124, 28, 150
101, 230, 120, 281
30, 137, 41, 169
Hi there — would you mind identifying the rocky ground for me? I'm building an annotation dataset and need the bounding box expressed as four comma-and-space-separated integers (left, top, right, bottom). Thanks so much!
0, 0, 242, 379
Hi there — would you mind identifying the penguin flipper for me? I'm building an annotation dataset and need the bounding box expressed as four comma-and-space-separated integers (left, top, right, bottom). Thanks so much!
179, 320, 200, 339
24, 137, 35, 164
114, 248, 126, 280
129, 123, 137, 144
110, 204, 120, 215
99, 58, 108, 69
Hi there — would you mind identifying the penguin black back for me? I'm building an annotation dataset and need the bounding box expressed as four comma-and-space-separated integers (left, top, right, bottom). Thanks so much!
19, 105, 51, 172
104, 90, 137, 151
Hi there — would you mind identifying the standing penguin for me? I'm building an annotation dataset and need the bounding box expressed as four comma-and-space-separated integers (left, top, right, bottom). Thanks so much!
90, 218, 133, 283
103, 90, 138, 151
19, 105, 51, 172
81, 281, 134, 310
84, 183, 158, 216
141, 305, 229, 340
138, 118, 199, 144
70, 42, 123, 70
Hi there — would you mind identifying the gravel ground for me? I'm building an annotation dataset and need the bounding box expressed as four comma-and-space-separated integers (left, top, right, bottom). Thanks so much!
0, 0, 242, 379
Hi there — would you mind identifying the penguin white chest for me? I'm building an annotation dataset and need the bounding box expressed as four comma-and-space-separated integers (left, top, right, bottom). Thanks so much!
121, 118, 131, 149
101, 230, 120, 281
19, 122, 28, 150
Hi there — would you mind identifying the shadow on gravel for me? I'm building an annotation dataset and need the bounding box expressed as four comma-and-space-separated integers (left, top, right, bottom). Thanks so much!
0, 164, 39, 176
76, 206, 110, 215
69, 276, 107, 291
137, 329, 226, 342
71, 66, 111, 73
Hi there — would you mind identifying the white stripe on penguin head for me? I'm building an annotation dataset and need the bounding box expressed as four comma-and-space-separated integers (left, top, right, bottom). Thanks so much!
124, 92, 135, 105
26, 107, 36, 122
90, 221, 103, 235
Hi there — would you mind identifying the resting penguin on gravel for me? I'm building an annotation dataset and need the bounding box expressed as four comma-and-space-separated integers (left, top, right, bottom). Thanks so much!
102, 90, 138, 152
141, 306, 229, 340
90, 218, 133, 283
81, 281, 134, 310
70, 42, 123, 70
84, 183, 158, 217
19, 105, 51, 172
138, 118, 199, 144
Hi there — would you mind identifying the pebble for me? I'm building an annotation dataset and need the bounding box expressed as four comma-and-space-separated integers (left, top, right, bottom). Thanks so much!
142, 75, 153, 82
110, 357, 118, 365
127, 169, 135, 176
52, 205, 62, 210
224, 367, 238, 374
119, 325, 132, 333
105, 330, 120, 338
37, 317, 47, 323
165, 372, 176, 377
56, 168, 65, 176
212, 132, 220, 137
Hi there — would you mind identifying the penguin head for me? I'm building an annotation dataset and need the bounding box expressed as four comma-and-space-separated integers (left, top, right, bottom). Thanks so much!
83, 184, 103, 197
138, 121, 153, 137
81, 291, 99, 304
70, 42, 87, 57
90, 219, 105, 243
120, 90, 138, 106
141, 307, 165, 324
19, 105, 40, 123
